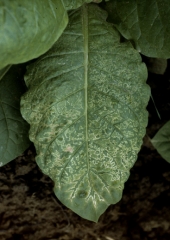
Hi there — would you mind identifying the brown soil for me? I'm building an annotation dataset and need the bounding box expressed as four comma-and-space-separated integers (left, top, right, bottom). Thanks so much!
0, 61, 170, 240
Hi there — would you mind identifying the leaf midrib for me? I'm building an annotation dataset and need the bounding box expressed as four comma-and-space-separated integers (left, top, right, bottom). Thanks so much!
82, 4, 89, 172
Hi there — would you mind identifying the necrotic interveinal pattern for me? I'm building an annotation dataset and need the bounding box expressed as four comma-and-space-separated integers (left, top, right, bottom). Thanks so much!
21, 4, 150, 221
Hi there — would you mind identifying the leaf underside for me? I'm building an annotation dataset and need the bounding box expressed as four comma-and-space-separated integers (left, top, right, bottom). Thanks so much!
105, 0, 170, 58
0, 0, 68, 70
21, 4, 150, 222
0, 66, 30, 166
151, 121, 170, 163
0, 65, 12, 82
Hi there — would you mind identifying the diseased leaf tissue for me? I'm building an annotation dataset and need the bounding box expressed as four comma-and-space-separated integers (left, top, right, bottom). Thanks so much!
21, 4, 150, 221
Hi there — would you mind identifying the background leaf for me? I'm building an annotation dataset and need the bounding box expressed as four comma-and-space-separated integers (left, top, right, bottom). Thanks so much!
21, 4, 150, 222
63, 0, 92, 10
0, 65, 30, 166
145, 58, 167, 75
151, 121, 170, 163
0, 0, 68, 70
63, 0, 109, 10
105, 0, 170, 58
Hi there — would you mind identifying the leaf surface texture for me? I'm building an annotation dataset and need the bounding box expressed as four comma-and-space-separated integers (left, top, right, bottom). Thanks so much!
0, 66, 30, 166
21, 4, 150, 221
0, 0, 68, 69
105, 0, 170, 58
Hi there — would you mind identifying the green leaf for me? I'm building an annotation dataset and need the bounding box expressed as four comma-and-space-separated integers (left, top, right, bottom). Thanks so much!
63, 0, 107, 10
151, 121, 170, 163
63, 0, 92, 10
0, 0, 68, 70
0, 65, 30, 166
105, 0, 170, 58
21, 4, 150, 222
